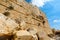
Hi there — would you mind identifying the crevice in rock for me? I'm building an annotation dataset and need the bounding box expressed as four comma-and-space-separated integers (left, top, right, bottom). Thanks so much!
6, 6, 14, 10
42, 21, 45, 25
3, 12, 10, 16
38, 23, 40, 26
38, 15, 44, 20
48, 34, 54, 38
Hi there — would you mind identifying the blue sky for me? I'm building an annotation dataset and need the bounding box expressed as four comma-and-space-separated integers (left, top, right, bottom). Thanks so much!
25, 0, 60, 30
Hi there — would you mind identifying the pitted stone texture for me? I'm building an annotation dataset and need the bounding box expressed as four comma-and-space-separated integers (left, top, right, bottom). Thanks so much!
0, 13, 19, 36
0, 0, 53, 40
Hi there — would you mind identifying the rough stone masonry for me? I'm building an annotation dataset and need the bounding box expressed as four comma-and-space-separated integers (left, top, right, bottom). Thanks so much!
0, 0, 58, 40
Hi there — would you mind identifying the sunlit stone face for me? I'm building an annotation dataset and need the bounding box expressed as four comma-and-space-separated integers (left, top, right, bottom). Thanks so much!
0, 13, 19, 35
14, 30, 37, 40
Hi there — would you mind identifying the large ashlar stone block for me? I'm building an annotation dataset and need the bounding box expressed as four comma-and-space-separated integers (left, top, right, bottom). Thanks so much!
14, 30, 38, 40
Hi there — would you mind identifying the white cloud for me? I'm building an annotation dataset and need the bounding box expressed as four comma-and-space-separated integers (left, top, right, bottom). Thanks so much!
31, 0, 52, 7
53, 19, 60, 23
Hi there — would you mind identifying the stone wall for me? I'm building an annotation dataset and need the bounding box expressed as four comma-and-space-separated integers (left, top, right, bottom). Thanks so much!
0, 0, 54, 40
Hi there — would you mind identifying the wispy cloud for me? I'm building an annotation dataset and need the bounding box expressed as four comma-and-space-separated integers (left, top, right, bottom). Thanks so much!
53, 19, 60, 23
31, 0, 52, 7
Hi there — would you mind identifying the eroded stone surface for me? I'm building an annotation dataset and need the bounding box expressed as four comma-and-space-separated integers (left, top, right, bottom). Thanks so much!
0, 0, 54, 40
0, 13, 19, 36
14, 30, 38, 40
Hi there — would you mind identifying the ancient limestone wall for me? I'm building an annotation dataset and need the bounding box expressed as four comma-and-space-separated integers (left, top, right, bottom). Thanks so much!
0, 0, 54, 40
